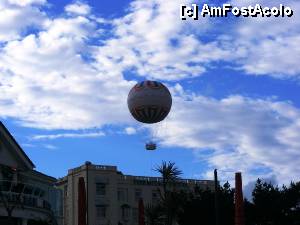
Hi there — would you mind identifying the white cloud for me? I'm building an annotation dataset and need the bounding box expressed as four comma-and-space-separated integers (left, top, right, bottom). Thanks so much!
43, 144, 58, 149
0, 13, 135, 129
21, 143, 36, 148
65, 1, 91, 15
94, 0, 300, 80
32, 131, 105, 140
124, 127, 137, 135
226, 0, 300, 77
0, 1, 47, 41
92, 0, 228, 81
90, 0, 300, 80
151, 88, 300, 184
8, 0, 46, 6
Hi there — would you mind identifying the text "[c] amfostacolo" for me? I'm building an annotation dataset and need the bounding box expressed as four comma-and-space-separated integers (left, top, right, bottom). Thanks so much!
180, 3, 294, 19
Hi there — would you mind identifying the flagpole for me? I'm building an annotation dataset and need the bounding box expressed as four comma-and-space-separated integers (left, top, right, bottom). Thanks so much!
214, 169, 220, 225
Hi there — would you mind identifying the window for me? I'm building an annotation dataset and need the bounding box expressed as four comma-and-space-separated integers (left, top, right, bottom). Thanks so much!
24, 185, 34, 195
11, 183, 24, 193
64, 185, 68, 197
117, 188, 128, 202
152, 190, 159, 203
96, 183, 106, 195
96, 205, 106, 218
33, 187, 41, 196
39, 190, 45, 198
134, 189, 142, 201
132, 208, 138, 222
121, 205, 130, 221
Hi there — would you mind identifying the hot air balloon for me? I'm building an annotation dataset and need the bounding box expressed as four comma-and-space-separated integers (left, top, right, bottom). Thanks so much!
127, 80, 172, 150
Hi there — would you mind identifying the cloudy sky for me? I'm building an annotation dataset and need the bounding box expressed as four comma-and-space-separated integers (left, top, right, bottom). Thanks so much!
0, 0, 299, 192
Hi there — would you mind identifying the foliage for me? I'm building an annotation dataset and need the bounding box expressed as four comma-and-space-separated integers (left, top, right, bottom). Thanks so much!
145, 204, 164, 225
246, 179, 300, 225
155, 161, 182, 194
148, 161, 300, 225
154, 161, 183, 225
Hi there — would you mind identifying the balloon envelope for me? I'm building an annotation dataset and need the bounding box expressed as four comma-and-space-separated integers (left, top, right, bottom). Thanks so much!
127, 81, 172, 124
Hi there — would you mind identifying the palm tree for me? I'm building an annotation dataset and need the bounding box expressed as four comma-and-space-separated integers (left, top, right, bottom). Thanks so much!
155, 161, 183, 225
155, 161, 182, 198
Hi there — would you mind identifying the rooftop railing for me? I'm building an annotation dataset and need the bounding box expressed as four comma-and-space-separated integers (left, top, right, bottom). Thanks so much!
132, 176, 213, 186
68, 164, 117, 174
93, 165, 117, 171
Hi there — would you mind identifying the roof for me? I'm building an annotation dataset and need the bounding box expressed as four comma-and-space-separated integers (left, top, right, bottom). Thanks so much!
0, 121, 35, 169
30, 170, 57, 182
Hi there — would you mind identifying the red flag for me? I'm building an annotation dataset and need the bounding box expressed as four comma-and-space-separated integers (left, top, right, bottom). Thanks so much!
138, 198, 145, 225
78, 177, 87, 225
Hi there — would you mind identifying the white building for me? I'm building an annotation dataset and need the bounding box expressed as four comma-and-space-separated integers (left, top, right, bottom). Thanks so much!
0, 121, 62, 225
57, 162, 214, 225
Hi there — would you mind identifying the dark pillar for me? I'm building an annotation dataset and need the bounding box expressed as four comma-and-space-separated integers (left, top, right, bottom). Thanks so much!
235, 172, 245, 225
86, 163, 89, 225
78, 177, 87, 225
138, 198, 145, 225
214, 169, 220, 225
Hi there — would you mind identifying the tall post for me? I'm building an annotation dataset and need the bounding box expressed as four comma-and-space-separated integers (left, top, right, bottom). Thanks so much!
138, 198, 145, 225
78, 177, 86, 225
214, 169, 220, 225
235, 172, 245, 225
86, 162, 89, 225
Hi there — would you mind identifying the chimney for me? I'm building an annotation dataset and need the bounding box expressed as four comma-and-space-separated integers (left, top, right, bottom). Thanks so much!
235, 172, 244, 225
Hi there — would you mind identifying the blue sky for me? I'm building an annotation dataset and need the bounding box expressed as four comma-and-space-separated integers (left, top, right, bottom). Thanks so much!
0, 0, 300, 190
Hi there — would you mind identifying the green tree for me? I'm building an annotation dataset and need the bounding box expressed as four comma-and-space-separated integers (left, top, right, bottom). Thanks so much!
252, 179, 284, 225
177, 187, 215, 225
245, 179, 300, 225
281, 181, 300, 225
155, 161, 182, 197
244, 198, 255, 225
177, 182, 235, 225
219, 181, 234, 225
155, 161, 183, 225
145, 204, 164, 225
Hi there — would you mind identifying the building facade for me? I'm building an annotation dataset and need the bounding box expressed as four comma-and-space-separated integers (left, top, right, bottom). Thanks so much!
57, 162, 214, 225
0, 122, 62, 225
